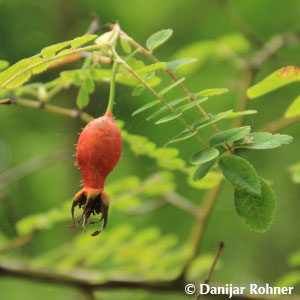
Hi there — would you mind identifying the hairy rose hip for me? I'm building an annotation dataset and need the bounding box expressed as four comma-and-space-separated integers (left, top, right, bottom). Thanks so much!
71, 110, 122, 236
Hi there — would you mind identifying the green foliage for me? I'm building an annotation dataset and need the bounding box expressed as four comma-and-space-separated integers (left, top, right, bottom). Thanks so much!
1, 18, 299, 300
166, 58, 198, 72
193, 159, 217, 181
209, 127, 250, 147
76, 81, 90, 108
16, 202, 69, 235
234, 178, 276, 232
167, 130, 197, 145
146, 29, 173, 51
132, 85, 145, 96
276, 271, 300, 288
197, 88, 229, 97
158, 77, 185, 95
219, 156, 261, 195
289, 162, 300, 184
0, 35, 98, 92
190, 148, 220, 165
172, 32, 250, 74
226, 110, 257, 118
0, 60, 9, 70
233, 132, 293, 150
247, 66, 300, 99
122, 132, 186, 171
285, 95, 300, 118
155, 113, 182, 124
136, 62, 166, 75
145, 97, 187, 120
177, 97, 208, 112
132, 100, 160, 116
187, 169, 222, 189
194, 110, 233, 130
120, 35, 132, 54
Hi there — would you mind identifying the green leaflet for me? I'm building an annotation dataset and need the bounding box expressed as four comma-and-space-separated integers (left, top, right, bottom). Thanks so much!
71, 35, 97, 49
167, 130, 197, 145
219, 156, 261, 195
76, 77, 94, 109
146, 96, 188, 120
233, 132, 293, 150
136, 62, 166, 75
41, 41, 73, 58
166, 58, 198, 71
234, 178, 276, 232
85, 76, 95, 93
225, 110, 257, 119
197, 88, 229, 97
146, 29, 173, 51
177, 97, 208, 112
194, 110, 233, 130
132, 100, 160, 116
42, 35, 97, 58
209, 126, 250, 147
132, 85, 145, 96
155, 113, 182, 125
248, 66, 300, 99
193, 159, 217, 181
187, 169, 223, 189
190, 148, 220, 165
76, 84, 89, 109
159, 77, 185, 95
120, 35, 132, 53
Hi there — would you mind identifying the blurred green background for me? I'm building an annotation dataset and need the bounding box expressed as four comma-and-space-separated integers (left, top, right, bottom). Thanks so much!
1, 0, 300, 299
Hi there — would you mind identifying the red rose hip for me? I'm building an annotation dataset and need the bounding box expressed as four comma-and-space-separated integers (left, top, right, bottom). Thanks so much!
71, 110, 122, 236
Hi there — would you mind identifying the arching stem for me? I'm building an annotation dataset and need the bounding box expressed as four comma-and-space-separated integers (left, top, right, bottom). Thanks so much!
106, 59, 119, 115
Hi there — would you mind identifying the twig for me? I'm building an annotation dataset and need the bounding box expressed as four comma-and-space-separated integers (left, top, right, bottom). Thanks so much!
218, 0, 263, 47
177, 182, 224, 280
0, 260, 299, 300
124, 199, 167, 215
0, 98, 15, 105
0, 260, 184, 292
164, 191, 201, 217
195, 242, 225, 300
0, 149, 68, 190
0, 234, 33, 252
0, 95, 93, 123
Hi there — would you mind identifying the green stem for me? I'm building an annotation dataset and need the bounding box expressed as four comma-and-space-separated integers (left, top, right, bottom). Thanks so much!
106, 59, 119, 115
